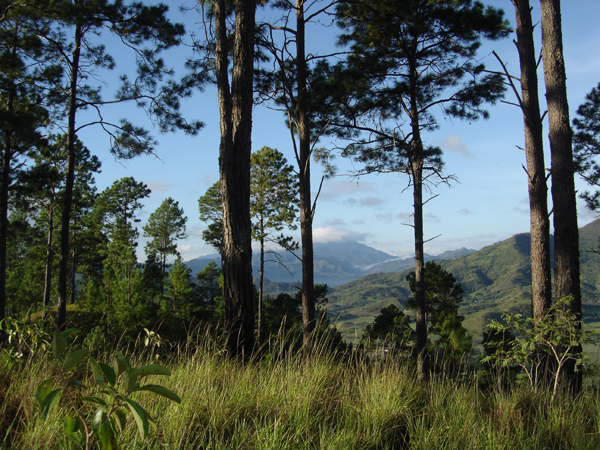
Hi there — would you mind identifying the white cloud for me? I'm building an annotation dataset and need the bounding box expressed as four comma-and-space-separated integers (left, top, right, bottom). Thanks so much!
313, 226, 368, 243
360, 196, 384, 207
425, 212, 441, 223
320, 178, 374, 201
146, 181, 173, 192
324, 218, 348, 227
439, 135, 472, 157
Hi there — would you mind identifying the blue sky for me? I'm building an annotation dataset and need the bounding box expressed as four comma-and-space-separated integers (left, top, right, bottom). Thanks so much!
75, 0, 600, 262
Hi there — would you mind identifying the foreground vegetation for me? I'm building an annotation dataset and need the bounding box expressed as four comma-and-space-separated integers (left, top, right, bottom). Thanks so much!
3, 326, 600, 450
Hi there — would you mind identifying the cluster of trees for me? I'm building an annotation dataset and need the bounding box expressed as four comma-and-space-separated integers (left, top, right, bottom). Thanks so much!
361, 262, 472, 371
0, 0, 200, 341
2, 0, 599, 389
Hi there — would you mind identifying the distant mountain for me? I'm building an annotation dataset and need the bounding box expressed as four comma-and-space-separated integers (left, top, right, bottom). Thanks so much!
185, 254, 221, 276
363, 247, 476, 274
327, 219, 600, 345
184, 241, 473, 287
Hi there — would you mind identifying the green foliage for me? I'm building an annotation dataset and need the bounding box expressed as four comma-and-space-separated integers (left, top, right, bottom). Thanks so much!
250, 146, 299, 251
483, 296, 599, 402
163, 256, 193, 318
0, 317, 51, 366
143, 197, 187, 276
36, 329, 181, 450
361, 304, 413, 352
406, 261, 472, 356
198, 181, 224, 255
573, 82, 600, 211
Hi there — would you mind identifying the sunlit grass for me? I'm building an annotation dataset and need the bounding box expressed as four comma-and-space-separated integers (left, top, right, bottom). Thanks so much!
3, 336, 600, 449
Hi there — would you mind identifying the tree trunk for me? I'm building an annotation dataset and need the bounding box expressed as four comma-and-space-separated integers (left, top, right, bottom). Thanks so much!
215, 0, 256, 358
296, 0, 316, 352
56, 20, 82, 332
513, 0, 552, 322
43, 208, 54, 307
540, 0, 581, 390
257, 230, 264, 348
411, 150, 428, 381
0, 106, 12, 341
70, 247, 76, 304
409, 62, 428, 381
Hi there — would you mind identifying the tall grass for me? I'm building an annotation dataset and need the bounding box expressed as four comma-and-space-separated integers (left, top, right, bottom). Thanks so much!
3, 333, 600, 449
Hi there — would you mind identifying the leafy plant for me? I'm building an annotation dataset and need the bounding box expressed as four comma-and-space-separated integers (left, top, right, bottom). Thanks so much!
0, 317, 51, 366
483, 296, 598, 402
36, 328, 181, 450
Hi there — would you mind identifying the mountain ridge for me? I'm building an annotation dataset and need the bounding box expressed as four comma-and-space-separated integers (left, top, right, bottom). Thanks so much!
328, 219, 600, 344
184, 241, 476, 287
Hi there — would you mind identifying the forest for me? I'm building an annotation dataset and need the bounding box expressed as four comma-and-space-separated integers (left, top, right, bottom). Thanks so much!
3, 0, 600, 449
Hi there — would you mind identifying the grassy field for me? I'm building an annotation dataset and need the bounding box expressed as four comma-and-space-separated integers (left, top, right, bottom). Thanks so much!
3, 335, 600, 450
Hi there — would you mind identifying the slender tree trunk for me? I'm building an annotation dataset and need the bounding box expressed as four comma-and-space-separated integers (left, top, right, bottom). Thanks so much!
0, 31, 18, 341
540, 0, 581, 390
513, 0, 552, 322
70, 247, 76, 304
43, 208, 54, 307
296, 0, 316, 352
257, 229, 264, 348
56, 20, 82, 332
411, 150, 428, 381
409, 63, 428, 381
215, 0, 256, 358
0, 122, 12, 341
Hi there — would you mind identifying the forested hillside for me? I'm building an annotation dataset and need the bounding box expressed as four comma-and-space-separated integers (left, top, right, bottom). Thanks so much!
329, 219, 600, 344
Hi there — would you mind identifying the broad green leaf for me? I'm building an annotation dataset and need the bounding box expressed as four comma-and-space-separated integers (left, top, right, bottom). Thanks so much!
129, 364, 170, 379
98, 362, 117, 387
136, 385, 181, 404
52, 335, 67, 359
63, 349, 88, 372
64, 414, 82, 435
91, 406, 106, 436
36, 379, 55, 408
99, 417, 119, 450
40, 389, 61, 420
123, 370, 138, 392
115, 409, 127, 432
113, 351, 130, 377
64, 415, 83, 445
124, 398, 149, 439
90, 357, 105, 383
83, 396, 107, 406
69, 379, 82, 387
58, 328, 80, 338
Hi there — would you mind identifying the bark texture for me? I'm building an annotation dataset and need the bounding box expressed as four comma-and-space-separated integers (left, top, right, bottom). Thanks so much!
296, 0, 316, 351
409, 62, 428, 381
513, 0, 552, 322
540, 0, 580, 314
56, 20, 81, 332
215, 0, 256, 358
540, 0, 581, 389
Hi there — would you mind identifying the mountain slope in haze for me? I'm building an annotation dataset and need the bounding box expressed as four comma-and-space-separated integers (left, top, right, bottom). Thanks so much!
184, 242, 474, 287
329, 220, 600, 345
365, 247, 475, 274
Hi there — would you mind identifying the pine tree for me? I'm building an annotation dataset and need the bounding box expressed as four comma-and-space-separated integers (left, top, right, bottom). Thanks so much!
250, 146, 298, 346
164, 256, 193, 318
198, 182, 224, 257
406, 261, 472, 360
320, 0, 508, 380
0, 1, 62, 335
47, 0, 201, 331
143, 197, 188, 277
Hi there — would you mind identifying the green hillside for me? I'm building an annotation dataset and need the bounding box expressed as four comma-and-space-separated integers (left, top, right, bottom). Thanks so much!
328, 220, 600, 345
